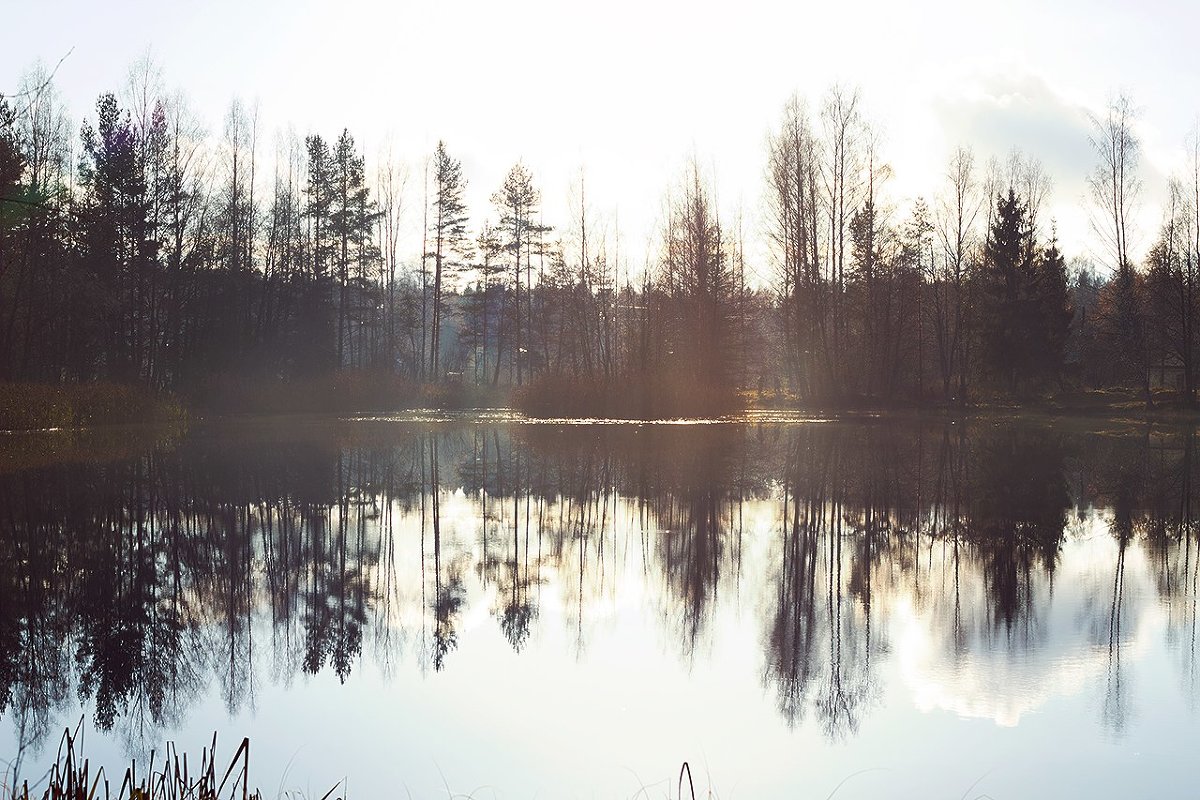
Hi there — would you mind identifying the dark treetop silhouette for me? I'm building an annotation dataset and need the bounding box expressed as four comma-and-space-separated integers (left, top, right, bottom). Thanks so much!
2, 62, 1197, 417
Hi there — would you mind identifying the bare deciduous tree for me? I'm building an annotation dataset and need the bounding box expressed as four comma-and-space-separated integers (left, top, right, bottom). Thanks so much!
934, 147, 981, 402
1089, 93, 1141, 274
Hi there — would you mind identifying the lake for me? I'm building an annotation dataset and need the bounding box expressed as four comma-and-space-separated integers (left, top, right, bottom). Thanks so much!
2, 412, 1198, 798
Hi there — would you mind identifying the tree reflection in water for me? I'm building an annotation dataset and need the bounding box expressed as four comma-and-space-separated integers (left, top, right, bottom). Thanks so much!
2, 418, 1199, 753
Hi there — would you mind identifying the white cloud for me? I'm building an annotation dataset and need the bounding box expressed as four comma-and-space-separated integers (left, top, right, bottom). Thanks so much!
2, 0, 1196, 274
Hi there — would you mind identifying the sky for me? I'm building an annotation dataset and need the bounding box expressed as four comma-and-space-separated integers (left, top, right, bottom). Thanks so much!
2, 0, 1198, 280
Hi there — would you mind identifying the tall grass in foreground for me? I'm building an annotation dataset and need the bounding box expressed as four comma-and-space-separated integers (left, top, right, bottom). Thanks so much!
1, 726, 342, 800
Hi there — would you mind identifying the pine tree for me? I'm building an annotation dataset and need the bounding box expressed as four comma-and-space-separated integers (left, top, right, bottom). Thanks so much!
330, 129, 371, 367
428, 141, 468, 380
492, 163, 542, 385
0, 96, 25, 379
302, 134, 336, 370
304, 135, 333, 277
1103, 262, 1149, 399
475, 222, 504, 384
77, 93, 157, 381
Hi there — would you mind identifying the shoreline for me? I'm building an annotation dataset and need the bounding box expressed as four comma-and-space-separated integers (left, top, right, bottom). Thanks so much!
4, 379, 1199, 434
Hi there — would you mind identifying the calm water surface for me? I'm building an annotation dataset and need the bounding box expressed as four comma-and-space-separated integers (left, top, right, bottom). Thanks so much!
2, 414, 1198, 798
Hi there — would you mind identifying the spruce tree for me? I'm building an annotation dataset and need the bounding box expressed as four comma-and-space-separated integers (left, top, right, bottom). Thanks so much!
330, 129, 371, 367
980, 189, 1029, 391
1032, 236, 1071, 386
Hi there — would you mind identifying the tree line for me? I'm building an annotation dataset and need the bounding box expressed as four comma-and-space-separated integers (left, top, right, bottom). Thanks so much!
2, 61, 1197, 412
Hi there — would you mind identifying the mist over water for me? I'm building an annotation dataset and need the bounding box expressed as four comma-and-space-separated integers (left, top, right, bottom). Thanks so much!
2, 418, 1198, 798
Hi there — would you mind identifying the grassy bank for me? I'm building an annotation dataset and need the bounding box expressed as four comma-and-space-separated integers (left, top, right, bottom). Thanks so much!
503, 373, 1200, 423
192, 370, 508, 415
745, 385, 1200, 424
8, 375, 1200, 429
0, 373, 509, 433
0, 382, 187, 432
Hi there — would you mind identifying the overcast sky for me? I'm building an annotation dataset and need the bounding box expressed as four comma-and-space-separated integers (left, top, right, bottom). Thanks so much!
3, 0, 1197, 277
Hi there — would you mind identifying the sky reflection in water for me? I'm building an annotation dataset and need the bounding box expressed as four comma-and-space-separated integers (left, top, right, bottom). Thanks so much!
1, 419, 1197, 798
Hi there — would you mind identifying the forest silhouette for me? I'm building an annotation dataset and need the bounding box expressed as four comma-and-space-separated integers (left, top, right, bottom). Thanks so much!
2, 63, 1196, 419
